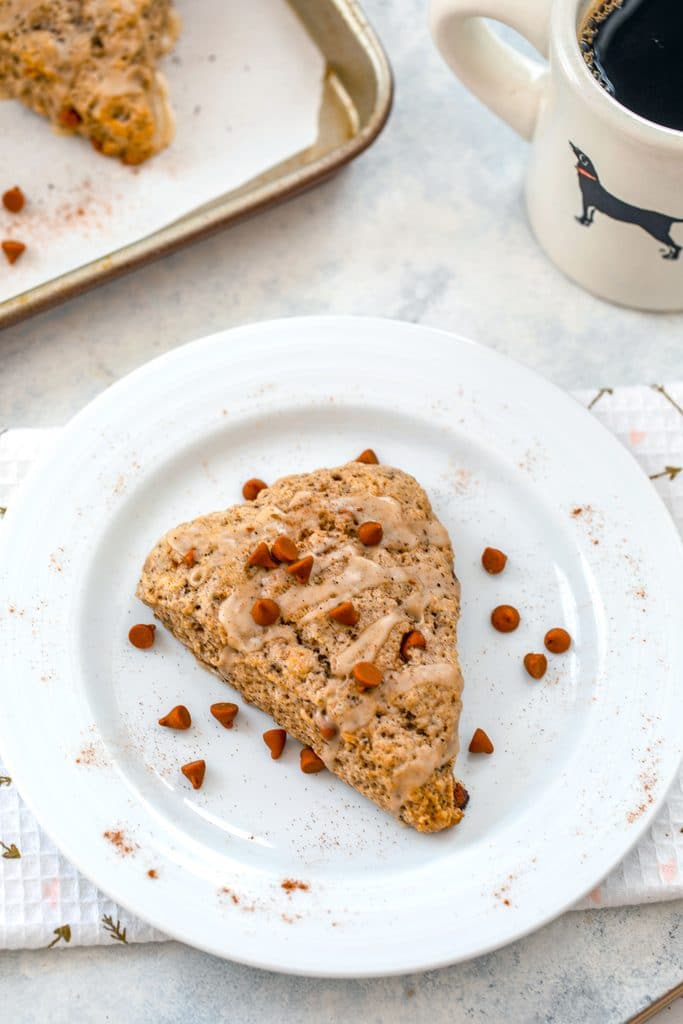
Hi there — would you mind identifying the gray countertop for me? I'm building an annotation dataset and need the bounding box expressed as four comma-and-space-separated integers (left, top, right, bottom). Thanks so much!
1, 1, 682, 1020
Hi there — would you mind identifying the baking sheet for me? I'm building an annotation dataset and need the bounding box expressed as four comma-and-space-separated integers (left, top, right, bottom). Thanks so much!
0, 0, 325, 305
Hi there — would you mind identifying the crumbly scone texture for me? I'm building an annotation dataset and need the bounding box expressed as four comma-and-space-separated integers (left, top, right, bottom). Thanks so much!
137, 463, 465, 833
0, 0, 179, 163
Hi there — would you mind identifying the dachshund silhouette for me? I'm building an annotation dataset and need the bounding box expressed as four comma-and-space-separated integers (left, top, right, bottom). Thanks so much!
570, 142, 683, 260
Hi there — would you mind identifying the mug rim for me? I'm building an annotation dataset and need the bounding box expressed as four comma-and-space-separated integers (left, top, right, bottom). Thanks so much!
554, 0, 683, 150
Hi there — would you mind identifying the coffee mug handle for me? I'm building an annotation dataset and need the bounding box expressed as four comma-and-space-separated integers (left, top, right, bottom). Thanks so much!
429, 0, 552, 140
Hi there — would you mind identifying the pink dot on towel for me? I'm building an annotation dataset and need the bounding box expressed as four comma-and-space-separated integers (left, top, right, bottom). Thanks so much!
629, 430, 647, 447
42, 879, 61, 907
659, 860, 678, 883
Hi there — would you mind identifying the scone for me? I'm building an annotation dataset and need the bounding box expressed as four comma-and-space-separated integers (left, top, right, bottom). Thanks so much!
0, 0, 180, 164
137, 462, 466, 833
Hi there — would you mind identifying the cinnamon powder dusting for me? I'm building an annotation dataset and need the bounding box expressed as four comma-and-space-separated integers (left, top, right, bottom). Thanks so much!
103, 829, 136, 856
75, 743, 98, 765
281, 878, 310, 893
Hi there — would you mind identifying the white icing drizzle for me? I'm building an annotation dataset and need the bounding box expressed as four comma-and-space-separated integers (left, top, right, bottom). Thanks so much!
383, 662, 461, 698
187, 566, 206, 588
290, 555, 410, 622
217, 586, 289, 654
332, 610, 403, 676
330, 494, 450, 550
389, 731, 460, 814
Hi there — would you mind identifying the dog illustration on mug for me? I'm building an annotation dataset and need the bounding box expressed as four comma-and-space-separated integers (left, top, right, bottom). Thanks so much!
570, 142, 683, 260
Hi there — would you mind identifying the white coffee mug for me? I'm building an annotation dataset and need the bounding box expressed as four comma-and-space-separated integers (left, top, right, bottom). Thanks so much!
430, 0, 683, 310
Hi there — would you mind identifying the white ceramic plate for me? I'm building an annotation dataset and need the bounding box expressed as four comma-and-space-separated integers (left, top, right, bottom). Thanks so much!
2, 317, 682, 977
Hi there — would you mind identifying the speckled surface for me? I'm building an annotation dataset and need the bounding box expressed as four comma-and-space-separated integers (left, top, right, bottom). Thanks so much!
1, 0, 683, 1019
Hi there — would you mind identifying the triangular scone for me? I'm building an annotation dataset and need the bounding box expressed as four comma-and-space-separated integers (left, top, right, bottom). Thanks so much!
137, 463, 466, 833
0, 0, 179, 164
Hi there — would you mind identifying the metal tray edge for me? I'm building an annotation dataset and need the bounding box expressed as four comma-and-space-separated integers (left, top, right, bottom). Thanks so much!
0, 0, 393, 330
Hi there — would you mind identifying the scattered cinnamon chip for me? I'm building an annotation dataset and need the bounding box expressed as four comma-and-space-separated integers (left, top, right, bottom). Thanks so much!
286, 555, 314, 584
182, 548, 196, 568
523, 653, 548, 679
2, 240, 25, 265
352, 661, 383, 691
2, 187, 25, 213
181, 759, 206, 790
300, 747, 325, 774
251, 598, 280, 626
400, 630, 426, 660
263, 728, 287, 760
481, 547, 507, 574
158, 705, 191, 730
242, 478, 267, 501
247, 541, 277, 569
271, 535, 299, 563
491, 605, 520, 633
358, 521, 383, 546
128, 623, 156, 649
328, 601, 359, 626
356, 449, 379, 465
468, 728, 494, 754
544, 627, 571, 654
210, 702, 239, 728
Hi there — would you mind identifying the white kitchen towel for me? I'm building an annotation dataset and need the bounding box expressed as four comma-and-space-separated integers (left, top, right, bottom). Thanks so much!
1, 382, 682, 948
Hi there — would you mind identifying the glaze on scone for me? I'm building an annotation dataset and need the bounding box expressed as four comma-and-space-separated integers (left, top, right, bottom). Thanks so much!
0, 0, 179, 163
137, 463, 465, 833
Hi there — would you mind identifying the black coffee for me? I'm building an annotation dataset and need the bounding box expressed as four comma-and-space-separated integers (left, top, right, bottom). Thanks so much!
579, 0, 683, 131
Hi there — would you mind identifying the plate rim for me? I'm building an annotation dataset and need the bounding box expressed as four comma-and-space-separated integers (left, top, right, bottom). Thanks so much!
2, 315, 683, 976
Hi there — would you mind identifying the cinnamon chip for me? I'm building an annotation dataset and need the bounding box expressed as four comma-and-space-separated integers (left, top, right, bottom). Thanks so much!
181, 759, 206, 790
400, 630, 426, 660
182, 548, 196, 568
481, 547, 507, 574
453, 782, 470, 809
523, 653, 548, 679
358, 521, 383, 546
300, 747, 325, 774
352, 662, 382, 691
242, 478, 267, 501
2, 187, 25, 213
251, 598, 280, 626
58, 107, 82, 129
286, 555, 314, 584
158, 705, 191, 730
356, 449, 379, 464
2, 240, 25, 265
468, 728, 494, 754
317, 720, 338, 741
328, 601, 359, 626
544, 628, 571, 654
271, 535, 299, 563
263, 728, 287, 760
210, 702, 239, 728
128, 623, 156, 649
247, 541, 277, 569
491, 605, 520, 633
